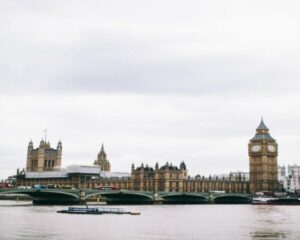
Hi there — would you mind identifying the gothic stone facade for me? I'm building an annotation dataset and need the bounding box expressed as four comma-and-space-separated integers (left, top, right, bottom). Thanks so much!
131, 162, 188, 192
18, 119, 280, 194
130, 162, 248, 193
249, 119, 279, 193
26, 140, 62, 172
17, 162, 249, 193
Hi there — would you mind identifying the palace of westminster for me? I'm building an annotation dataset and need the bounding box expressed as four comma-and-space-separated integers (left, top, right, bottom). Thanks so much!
16, 119, 281, 194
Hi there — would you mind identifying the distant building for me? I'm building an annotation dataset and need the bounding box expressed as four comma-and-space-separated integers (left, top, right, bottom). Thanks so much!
278, 165, 286, 191
278, 165, 300, 193
26, 140, 62, 172
215, 172, 249, 181
288, 164, 300, 177
288, 165, 300, 193
278, 165, 286, 178
94, 144, 110, 171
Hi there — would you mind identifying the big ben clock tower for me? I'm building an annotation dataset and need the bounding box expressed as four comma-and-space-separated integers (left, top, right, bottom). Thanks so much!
249, 119, 278, 194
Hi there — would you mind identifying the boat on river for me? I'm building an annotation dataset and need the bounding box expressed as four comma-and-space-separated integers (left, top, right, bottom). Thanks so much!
57, 207, 140, 215
252, 197, 300, 205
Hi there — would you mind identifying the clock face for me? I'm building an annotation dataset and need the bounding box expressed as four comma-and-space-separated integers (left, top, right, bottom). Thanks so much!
251, 145, 261, 152
268, 145, 276, 152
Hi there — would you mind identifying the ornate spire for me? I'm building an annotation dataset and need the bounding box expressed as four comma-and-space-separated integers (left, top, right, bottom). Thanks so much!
252, 118, 274, 141
94, 143, 110, 171
256, 118, 269, 131
99, 143, 106, 159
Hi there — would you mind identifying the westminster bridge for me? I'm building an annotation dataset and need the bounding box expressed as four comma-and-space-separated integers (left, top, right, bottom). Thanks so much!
0, 188, 252, 204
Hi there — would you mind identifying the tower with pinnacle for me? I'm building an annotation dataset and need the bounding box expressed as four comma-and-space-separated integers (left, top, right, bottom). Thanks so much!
248, 119, 278, 193
94, 144, 111, 171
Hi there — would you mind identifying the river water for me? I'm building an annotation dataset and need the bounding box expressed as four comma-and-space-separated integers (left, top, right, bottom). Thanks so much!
0, 201, 299, 240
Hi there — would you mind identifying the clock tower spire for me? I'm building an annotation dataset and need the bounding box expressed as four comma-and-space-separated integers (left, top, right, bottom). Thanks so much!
248, 119, 278, 194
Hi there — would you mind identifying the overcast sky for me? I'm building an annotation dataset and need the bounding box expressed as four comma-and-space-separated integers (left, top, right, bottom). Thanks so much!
1, 1, 300, 179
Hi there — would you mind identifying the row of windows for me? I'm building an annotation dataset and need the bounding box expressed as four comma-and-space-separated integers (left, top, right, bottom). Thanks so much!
44, 160, 55, 168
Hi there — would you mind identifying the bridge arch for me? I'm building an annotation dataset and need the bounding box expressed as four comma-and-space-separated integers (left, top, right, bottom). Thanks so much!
0, 189, 80, 204
161, 192, 209, 204
84, 191, 153, 204
213, 194, 251, 204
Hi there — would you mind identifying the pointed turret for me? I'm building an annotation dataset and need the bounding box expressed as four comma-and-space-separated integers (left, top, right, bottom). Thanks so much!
39, 139, 45, 148
252, 118, 274, 140
180, 161, 186, 170
57, 140, 62, 150
28, 140, 33, 150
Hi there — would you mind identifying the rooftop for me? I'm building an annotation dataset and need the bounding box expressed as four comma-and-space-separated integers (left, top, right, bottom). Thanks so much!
25, 165, 130, 179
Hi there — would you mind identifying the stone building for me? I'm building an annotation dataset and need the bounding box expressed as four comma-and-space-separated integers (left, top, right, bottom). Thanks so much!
94, 144, 110, 171
248, 119, 278, 193
26, 140, 62, 172
17, 119, 280, 194
130, 162, 248, 193
184, 174, 248, 193
131, 162, 188, 192
19, 142, 128, 189
17, 161, 248, 193
19, 138, 250, 193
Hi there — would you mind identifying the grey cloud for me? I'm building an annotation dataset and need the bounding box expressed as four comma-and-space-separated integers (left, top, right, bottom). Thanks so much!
2, 52, 299, 96
1, 1, 300, 95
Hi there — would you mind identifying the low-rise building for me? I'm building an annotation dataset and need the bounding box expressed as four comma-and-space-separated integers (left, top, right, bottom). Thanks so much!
16, 161, 249, 193
17, 165, 130, 189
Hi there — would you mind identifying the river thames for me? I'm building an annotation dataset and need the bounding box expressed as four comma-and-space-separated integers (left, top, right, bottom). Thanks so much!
0, 201, 299, 240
